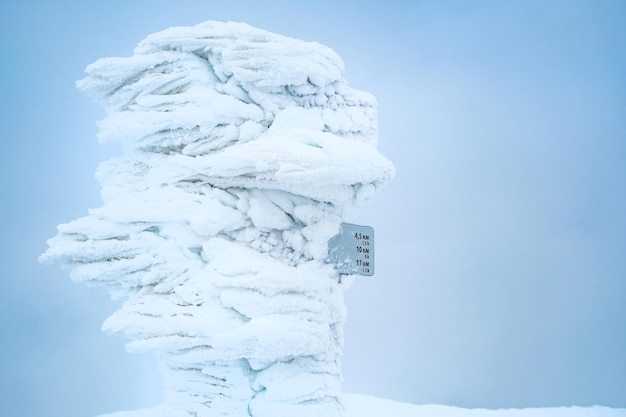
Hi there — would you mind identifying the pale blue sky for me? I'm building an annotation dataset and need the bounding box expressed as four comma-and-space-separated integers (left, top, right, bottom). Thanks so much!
1, 1, 625, 416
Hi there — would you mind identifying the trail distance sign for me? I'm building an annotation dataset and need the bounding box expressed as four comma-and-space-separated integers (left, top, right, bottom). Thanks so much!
326, 223, 374, 276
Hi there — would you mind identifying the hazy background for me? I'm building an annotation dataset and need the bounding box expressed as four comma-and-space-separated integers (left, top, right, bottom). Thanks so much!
1, 1, 624, 416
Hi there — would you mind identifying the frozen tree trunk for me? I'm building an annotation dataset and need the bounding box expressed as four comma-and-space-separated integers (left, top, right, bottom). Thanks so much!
40, 21, 393, 417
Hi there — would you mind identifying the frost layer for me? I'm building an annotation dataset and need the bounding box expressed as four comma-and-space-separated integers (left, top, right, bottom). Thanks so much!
40, 21, 394, 417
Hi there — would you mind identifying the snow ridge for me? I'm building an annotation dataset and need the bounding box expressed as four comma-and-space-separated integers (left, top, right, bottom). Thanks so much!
40, 21, 393, 417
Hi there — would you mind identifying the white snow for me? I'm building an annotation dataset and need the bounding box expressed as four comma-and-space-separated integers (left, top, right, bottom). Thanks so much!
97, 394, 626, 417
343, 395, 626, 417
40, 20, 393, 417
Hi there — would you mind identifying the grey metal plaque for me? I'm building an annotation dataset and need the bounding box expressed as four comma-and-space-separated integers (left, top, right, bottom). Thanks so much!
326, 223, 374, 276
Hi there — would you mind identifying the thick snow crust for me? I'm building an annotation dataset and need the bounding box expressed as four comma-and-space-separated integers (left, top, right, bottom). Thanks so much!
40, 21, 393, 417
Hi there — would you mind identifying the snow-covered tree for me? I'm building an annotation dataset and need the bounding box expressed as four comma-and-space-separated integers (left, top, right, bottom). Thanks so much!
40, 21, 393, 417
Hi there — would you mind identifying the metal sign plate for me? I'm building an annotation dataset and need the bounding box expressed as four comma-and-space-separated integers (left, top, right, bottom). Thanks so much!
326, 223, 374, 276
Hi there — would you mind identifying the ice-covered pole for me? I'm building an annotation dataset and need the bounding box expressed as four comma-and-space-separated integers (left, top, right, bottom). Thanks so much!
40, 21, 394, 417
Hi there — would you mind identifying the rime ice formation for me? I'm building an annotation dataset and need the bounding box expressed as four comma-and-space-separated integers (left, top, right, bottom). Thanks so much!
40, 21, 394, 417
